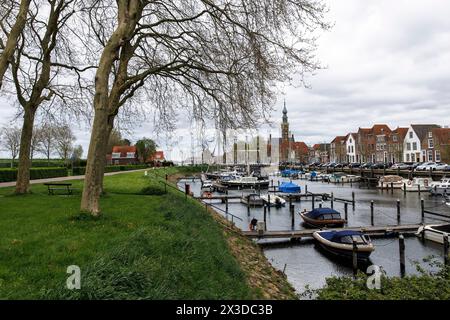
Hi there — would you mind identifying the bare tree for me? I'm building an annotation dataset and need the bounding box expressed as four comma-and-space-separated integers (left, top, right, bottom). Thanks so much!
3, 0, 92, 193
0, 126, 21, 168
54, 124, 75, 163
80, 0, 330, 214
30, 125, 42, 160
0, 0, 31, 89
37, 123, 56, 164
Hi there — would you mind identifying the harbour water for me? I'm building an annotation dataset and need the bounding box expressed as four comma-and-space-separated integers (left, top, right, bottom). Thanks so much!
177, 175, 449, 293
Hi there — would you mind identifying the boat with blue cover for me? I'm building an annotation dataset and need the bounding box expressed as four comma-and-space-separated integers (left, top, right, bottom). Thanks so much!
313, 230, 374, 261
299, 208, 346, 227
278, 181, 301, 194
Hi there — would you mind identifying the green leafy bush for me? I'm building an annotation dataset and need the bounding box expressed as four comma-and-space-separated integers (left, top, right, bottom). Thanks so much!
140, 186, 166, 195
0, 167, 68, 182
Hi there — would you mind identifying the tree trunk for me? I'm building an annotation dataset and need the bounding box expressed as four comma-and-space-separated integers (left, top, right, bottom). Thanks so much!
0, 0, 30, 89
80, 109, 110, 215
15, 106, 36, 194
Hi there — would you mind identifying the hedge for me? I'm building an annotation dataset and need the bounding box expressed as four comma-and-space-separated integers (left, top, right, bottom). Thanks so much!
72, 165, 148, 176
0, 167, 68, 183
0, 160, 66, 168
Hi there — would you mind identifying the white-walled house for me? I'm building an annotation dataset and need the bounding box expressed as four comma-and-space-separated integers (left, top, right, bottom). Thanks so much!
403, 125, 441, 162
346, 133, 357, 163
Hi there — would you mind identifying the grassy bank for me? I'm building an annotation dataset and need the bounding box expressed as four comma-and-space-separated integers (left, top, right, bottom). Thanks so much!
0, 167, 295, 299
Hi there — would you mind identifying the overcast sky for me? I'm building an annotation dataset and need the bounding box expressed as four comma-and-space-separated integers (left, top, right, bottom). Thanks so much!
1, 0, 450, 160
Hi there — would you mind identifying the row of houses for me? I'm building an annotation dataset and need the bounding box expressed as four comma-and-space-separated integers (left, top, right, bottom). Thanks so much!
106, 145, 165, 165
327, 124, 450, 164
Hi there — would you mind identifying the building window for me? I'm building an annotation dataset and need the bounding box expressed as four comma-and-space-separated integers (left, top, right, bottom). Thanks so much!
406, 143, 411, 151
406, 154, 410, 162
412, 142, 417, 151
112, 152, 121, 158
393, 136, 398, 142
409, 132, 413, 139
436, 151, 441, 162
428, 150, 433, 161
428, 131, 433, 138
126, 152, 135, 158
428, 139, 434, 148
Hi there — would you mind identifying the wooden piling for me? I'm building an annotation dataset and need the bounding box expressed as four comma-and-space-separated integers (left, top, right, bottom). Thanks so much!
397, 199, 401, 225
290, 203, 295, 230
344, 202, 348, 222
352, 238, 358, 278
371, 200, 374, 226
418, 184, 421, 197
312, 194, 315, 210
305, 184, 308, 195
264, 205, 267, 231
399, 234, 406, 278
421, 198, 425, 223
403, 182, 406, 196
444, 233, 449, 266
352, 192, 355, 209
331, 192, 334, 209
391, 182, 394, 194
267, 194, 271, 213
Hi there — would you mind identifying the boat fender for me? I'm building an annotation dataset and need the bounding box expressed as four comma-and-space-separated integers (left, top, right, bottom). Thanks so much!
407, 180, 412, 186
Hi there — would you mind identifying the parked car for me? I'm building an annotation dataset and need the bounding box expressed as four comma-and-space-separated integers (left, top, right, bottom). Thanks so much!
435, 163, 449, 171
443, 165, 450, 171
361, 162, 373, 169
349, 162, 361, 168
416, 162, 438, 171
391, 163, 411, 170
371, 163, 389, 169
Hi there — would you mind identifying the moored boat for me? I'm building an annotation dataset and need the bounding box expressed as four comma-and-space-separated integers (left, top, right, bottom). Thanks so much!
429, 177, 450, 196
416, 224, 450, 244
278, 181, 301, 194
300, 208, 346, 228
221, 176, 270, 189
378, 175, 403, 189
401, 177, 432, 192
313, 230, 375, 261
260, 194, 286, 207
240, 193, 264, 206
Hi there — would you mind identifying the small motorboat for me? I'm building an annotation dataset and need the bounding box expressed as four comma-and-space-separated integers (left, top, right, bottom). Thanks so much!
401, 177, 432, 192
313, 230, 375, 261
416, 224, 450, 244
300, 208, 346, 228
278, 181, 301, 194
329, 173, 359, 183
429, 177, 450, 196
221, 175, 270, 189
260, 194, 286, 207
378, 175, 404, 189
240, 193, 264, 206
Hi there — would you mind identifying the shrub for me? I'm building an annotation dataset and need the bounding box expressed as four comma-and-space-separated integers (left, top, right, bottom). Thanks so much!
140, 186, 166, 196
0, 167, 68, 182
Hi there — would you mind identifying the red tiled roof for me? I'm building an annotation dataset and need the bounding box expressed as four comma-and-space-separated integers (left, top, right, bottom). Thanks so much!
148, 151, 165, 161
392, 127, 408, 140
112, 146, 137, 153
371, 124, 392, 135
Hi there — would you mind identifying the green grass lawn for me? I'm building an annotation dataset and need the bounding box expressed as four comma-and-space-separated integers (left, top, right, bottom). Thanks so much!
0, 167, 253, 299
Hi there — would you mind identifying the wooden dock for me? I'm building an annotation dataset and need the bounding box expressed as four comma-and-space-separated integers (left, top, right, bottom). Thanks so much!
242, 224, 421, 240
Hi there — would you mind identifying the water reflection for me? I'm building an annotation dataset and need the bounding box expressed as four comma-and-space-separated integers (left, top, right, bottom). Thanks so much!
178, 176, 449, 293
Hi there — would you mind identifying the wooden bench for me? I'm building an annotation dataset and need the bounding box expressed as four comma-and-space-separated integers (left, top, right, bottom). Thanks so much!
44, 183, 73, 195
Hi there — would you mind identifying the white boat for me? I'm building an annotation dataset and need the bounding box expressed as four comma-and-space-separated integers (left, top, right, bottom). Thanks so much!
330, 173, 360, 183
260, 194, 286, 207
401, 177, 432, 192
378, 175, 403, 189
221, 176, 270, 189
429, 177, 450, 196
416, 224, 450, 244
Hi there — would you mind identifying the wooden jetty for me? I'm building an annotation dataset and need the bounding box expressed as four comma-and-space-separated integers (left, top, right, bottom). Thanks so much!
242, 224, 421, 240
196, 195, 241, 201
